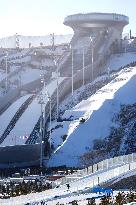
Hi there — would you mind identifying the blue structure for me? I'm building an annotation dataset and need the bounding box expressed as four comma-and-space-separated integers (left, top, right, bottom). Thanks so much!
92, 186, 113, 195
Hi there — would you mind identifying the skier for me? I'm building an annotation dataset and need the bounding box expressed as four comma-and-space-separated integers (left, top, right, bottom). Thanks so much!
66, 183, 70, 191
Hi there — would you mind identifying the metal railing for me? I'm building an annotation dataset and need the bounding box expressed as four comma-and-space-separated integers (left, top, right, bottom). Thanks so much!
52, 153, 136, 187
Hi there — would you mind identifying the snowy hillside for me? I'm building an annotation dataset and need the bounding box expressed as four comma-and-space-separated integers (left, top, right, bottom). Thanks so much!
1, 163, 135, 205
0, 77, 65, 147
109, 168, 136, 189
47, 66, 136, 167
104, 52, 136, 71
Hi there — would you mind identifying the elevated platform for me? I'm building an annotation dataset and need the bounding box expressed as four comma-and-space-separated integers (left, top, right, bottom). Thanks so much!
64, 12, 129, 30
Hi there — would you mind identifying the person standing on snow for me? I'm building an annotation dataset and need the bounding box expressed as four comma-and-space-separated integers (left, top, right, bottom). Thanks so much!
66, 183, 70, 191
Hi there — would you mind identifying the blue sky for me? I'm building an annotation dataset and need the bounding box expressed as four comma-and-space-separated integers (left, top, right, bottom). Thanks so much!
0, 0, 135, 37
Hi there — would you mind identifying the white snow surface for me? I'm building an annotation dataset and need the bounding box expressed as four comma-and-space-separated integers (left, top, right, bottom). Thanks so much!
18, 67, 44, 85
0, 70, 6, 81
0, 168, 135, 205
48, 66, 136, 167
111, 168, 136, 185
104, 52, 136, 72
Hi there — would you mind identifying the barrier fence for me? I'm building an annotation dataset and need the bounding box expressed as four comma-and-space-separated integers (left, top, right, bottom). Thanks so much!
0, 154, 135, 205
52, 153, 136, 188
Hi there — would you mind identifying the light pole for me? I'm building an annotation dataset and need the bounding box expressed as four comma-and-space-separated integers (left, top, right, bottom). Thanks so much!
54, 60, 59, 120
107, 67, 110, 78
45, 89, 52, 147
40, 74, 46, 149
49, 96, 51, 145
5, 51, 8, 92
71, 48, 74, 95
70, 44, 74, 95
90, 36, 94, 81
40, 74, 45, 88
82, 47, 85, 86
37, 92, 46, 175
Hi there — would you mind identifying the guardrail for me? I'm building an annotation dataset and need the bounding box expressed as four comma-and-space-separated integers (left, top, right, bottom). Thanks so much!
52, 153, 136, 187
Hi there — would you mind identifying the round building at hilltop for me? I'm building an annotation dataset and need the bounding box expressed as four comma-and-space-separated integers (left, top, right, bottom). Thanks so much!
64, 12, 129, 31
63, 12, 129, 52
63, 12, 129, 79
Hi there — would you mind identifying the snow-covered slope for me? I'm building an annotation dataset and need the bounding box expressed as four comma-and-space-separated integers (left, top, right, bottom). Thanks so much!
104, 52, 136, 72
47, 66, 136, 167
1, 78, 65, 146
110, 168, 136, 185
1, 163, 135, 205
12, 67, 45, 86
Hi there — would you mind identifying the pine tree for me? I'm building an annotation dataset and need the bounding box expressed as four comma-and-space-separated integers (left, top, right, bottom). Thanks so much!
115, 192, 124, 205
100, 196, 110, 205
128, 192, 136, 203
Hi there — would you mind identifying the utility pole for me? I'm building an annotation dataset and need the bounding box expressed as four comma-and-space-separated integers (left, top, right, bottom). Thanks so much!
54, 60, 59, 120
5, 51, 8, 92
56, 63, 59, 120
40, 74, 45, 88
70, 44, 74, 95
40, 102, 43, 175
45, 88, 52, 150
107, 67, 110, 78
82, 48, 85, 86
49, 96, 51, 144
37, 92, 46, 175
71, 48, 74, 95
90, 36, 94, 81
48, 95, 52, 152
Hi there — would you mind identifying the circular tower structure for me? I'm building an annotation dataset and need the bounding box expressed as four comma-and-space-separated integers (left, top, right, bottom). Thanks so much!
64, 12, 129, 31
64, 12, 129, 52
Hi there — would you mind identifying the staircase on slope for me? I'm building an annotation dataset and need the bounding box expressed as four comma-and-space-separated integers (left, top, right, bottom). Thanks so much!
25, 117, 40, 144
